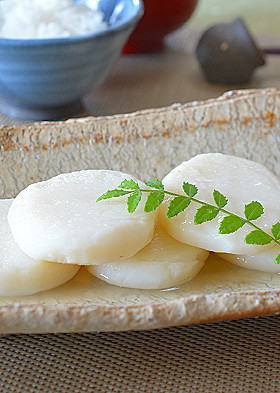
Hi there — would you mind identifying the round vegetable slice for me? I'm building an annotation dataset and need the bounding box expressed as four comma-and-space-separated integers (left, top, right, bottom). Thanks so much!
8, 170, 157, 265
159, 153, 280, 254
0, 199, 79, 296
219, 247, 280, 273
88, 224, 209, 289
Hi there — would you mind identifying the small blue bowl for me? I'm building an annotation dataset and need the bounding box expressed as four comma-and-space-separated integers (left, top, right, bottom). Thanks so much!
0, 0, 143, 120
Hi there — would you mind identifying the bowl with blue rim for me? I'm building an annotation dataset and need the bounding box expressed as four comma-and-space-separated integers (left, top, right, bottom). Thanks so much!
0, 0, 143, 121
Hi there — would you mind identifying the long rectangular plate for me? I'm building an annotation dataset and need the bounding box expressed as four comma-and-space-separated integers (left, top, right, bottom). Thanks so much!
1, 88, 280, 334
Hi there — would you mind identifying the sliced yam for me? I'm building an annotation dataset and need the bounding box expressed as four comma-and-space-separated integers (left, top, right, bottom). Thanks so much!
159, 153, 280, 254
8, 170, 157, 265
0, 199, 79, 297
219, 247, 280, 273
88, 224, 209, 289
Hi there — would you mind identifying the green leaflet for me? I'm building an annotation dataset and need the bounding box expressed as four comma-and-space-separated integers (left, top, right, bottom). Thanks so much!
96, 189, 131, 201
119, 179, 139, 190
145, 179, 164, 190
244, 201, 264, 221
144, 190, 164, 212
127, 189, 142, 213
244, 230, 272, 245
194, 205, 219, 225
275, 253, 280, 264
182, 182, 198, 198
166, 196, 191, 218
219, 215, 245, 234
272, 222, 280, 240
213, 189, 228, 208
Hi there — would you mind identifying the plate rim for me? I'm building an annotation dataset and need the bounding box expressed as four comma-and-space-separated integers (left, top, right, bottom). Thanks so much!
1, 288, 280, 334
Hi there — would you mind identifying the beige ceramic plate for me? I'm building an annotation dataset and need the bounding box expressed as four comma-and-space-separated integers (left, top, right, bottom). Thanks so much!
1, 88, 280, 334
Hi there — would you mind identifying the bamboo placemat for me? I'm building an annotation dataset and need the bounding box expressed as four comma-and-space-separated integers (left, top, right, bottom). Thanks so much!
1, 316, 280, 393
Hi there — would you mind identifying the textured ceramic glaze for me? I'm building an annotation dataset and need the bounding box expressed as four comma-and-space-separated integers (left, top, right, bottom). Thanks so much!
0, 88, 280, 334
0, 0, 143, 120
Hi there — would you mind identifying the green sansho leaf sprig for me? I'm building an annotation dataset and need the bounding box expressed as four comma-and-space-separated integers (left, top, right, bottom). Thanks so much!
97, 179, 280, 264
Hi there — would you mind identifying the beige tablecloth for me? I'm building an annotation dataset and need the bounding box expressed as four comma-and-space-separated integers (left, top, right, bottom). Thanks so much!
1, 27, 280, 393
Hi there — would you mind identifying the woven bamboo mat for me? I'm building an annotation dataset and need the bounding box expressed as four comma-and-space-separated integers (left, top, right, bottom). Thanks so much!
1, 316, 280, 393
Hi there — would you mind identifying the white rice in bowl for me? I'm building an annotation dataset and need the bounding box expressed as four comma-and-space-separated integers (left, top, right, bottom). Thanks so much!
0, 0, 108, 39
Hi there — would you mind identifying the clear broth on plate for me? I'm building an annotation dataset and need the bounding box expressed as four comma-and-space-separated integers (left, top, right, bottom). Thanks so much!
1, 253, 279, 306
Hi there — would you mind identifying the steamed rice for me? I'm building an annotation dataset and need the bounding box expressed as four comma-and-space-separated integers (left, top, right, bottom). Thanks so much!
0, 0, 108, 39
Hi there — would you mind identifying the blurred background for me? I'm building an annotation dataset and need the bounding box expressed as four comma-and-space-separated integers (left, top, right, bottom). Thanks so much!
1, 0, 280, 124
84, 0, 280, 116
190, 0, 280, 35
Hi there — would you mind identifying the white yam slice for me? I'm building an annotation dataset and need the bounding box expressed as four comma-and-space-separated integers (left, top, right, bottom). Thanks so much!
219, 247, 280, 273
0, 199, 79, 296
88, 224, 209, 289
8, 170, 157, 265
159, 153, 280, 254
